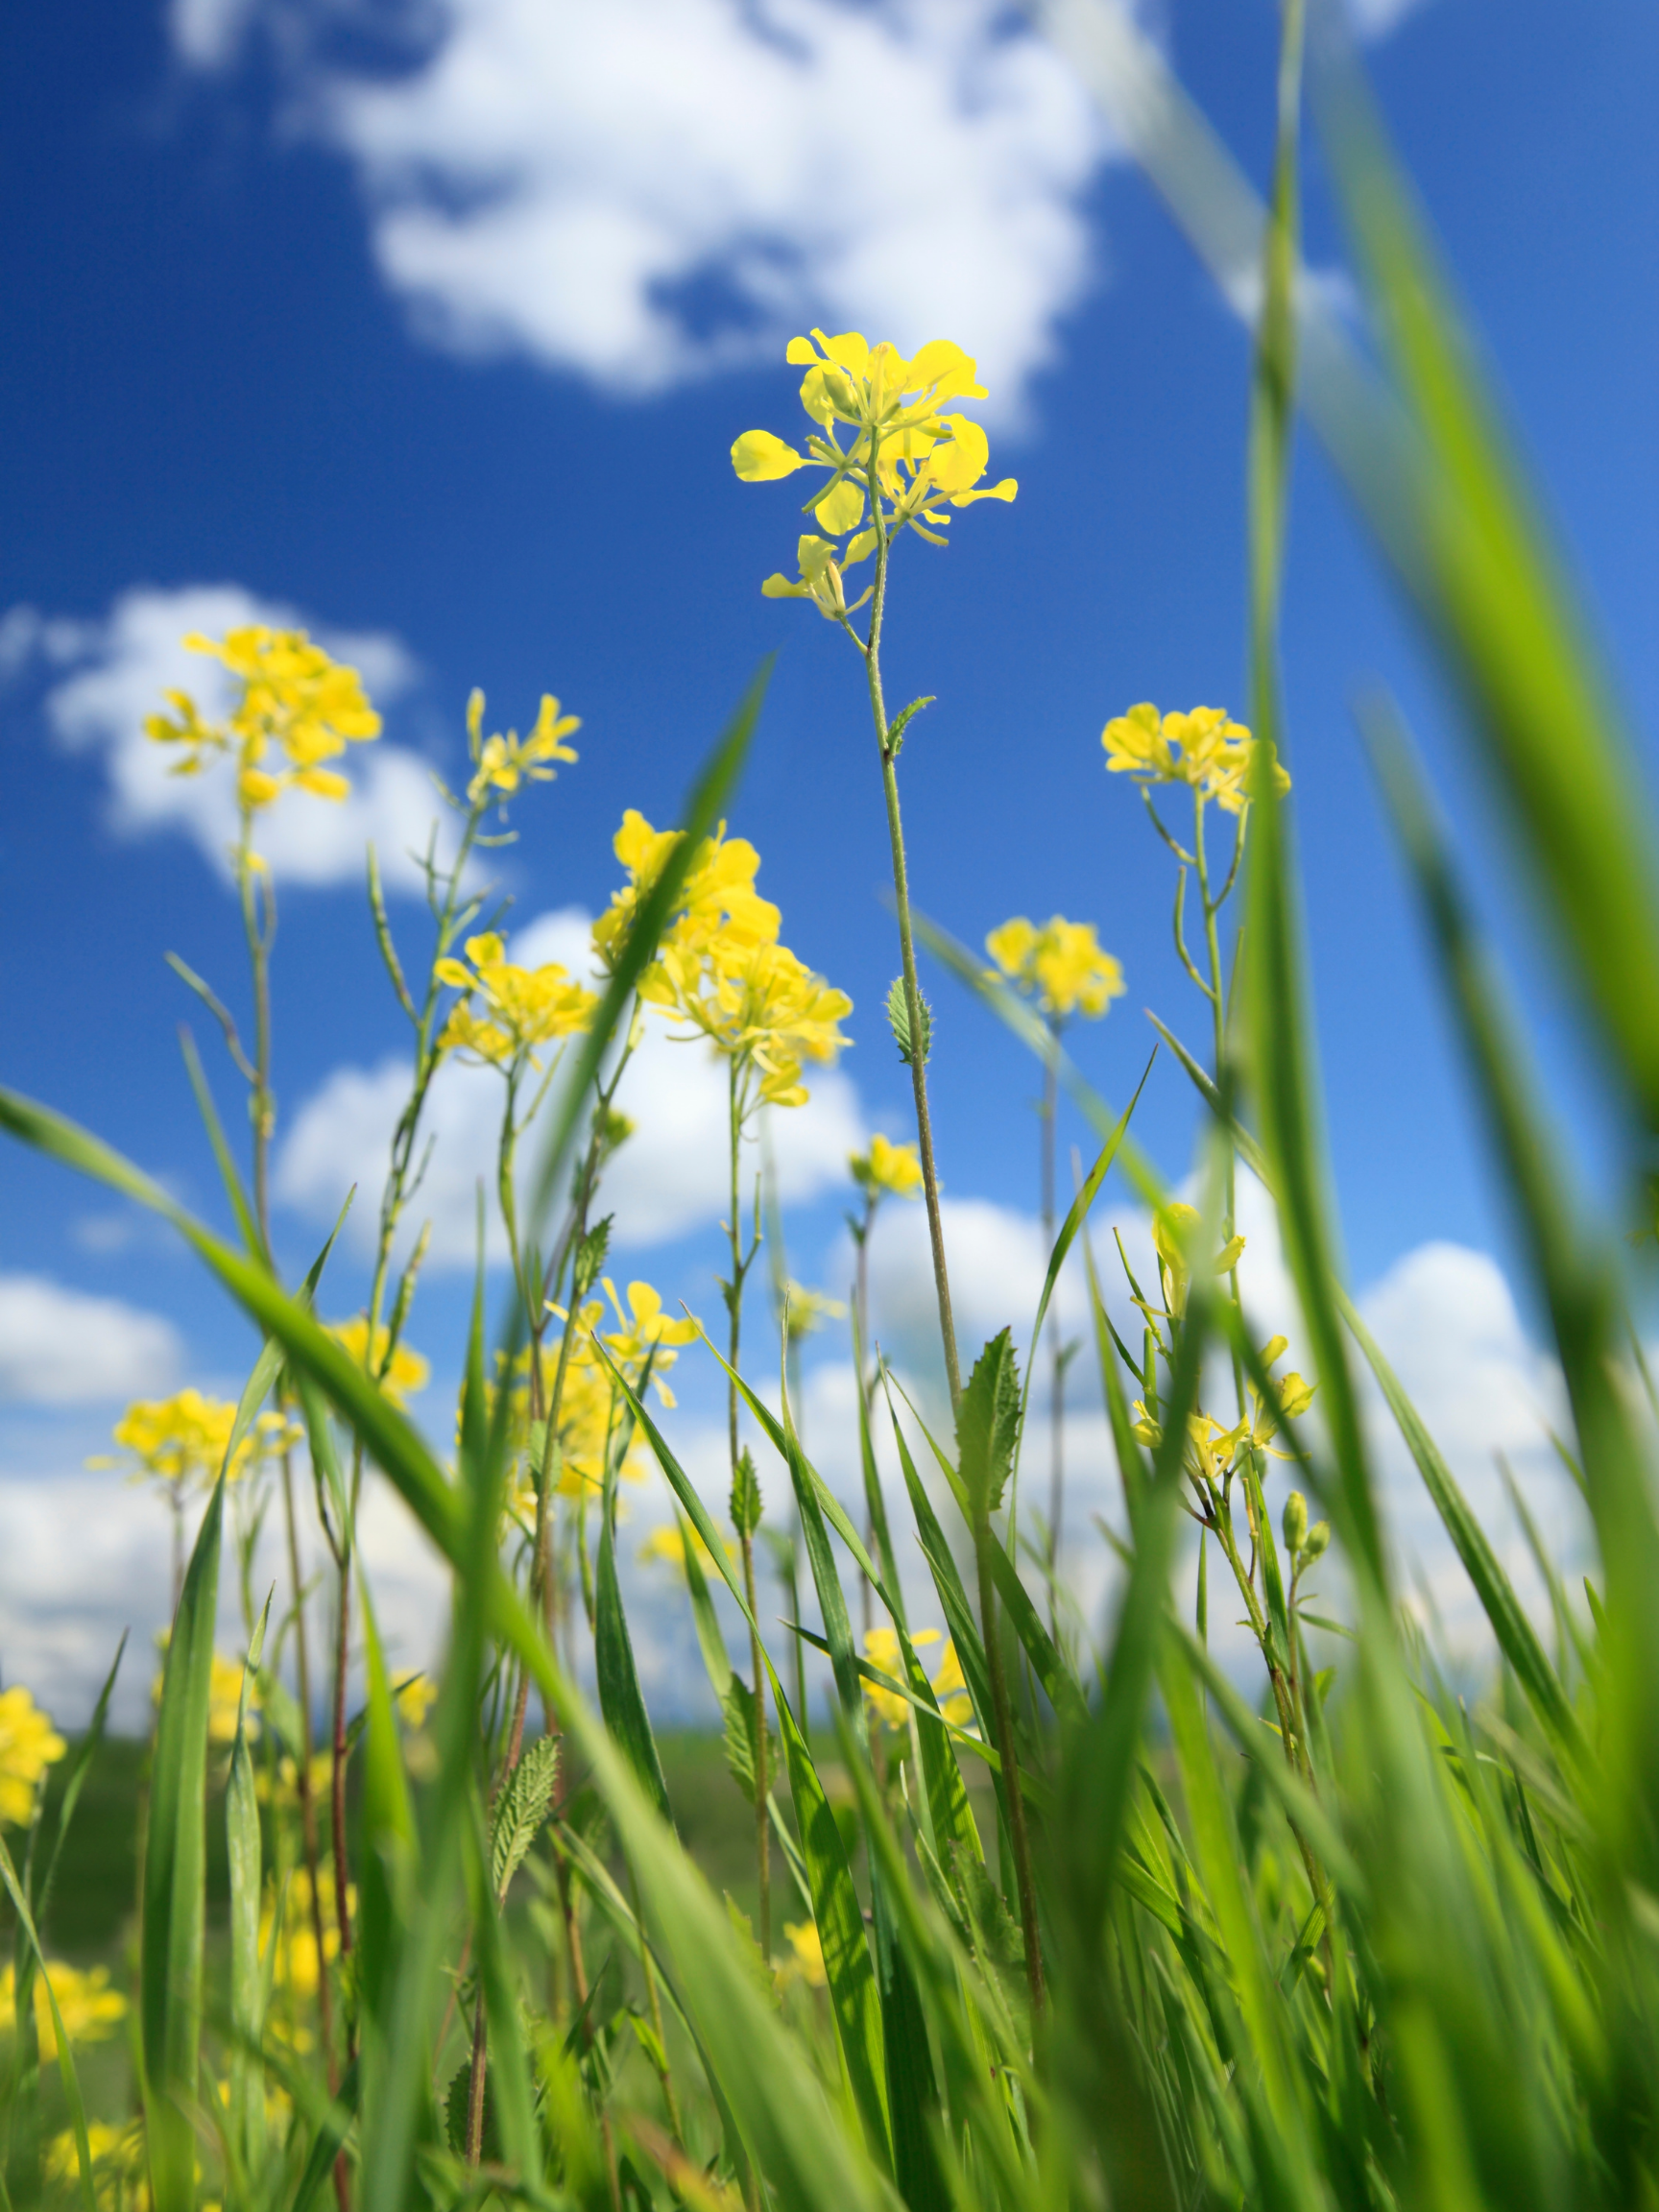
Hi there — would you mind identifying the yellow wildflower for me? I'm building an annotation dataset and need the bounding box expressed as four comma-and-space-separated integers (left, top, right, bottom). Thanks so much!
395, 1673, 437, 1730
328, 1316, 430, 1406
850, 1133, 924, 1201
638, 1520, 737, 1577
144, 626, 380, 815
651, 933, 852, 1110
464, 687, 580, 808
781, 1920, 828, 1989
1101, 703, 1288, 816
263, 1866, 354, 1999
103, 1389, 295, 1494
986, 914, 1125, 1022
46, 2120, 138, 2204
781, 1281, 846, 1346
0, 1688, 65, 1826
0, 1961, 126, 2059
437, 931, 599, 1069
862, 1626, 938, 1731
1150, 1202, 1246, 1319
596, 1280, 700, 1409
592, 810, 780, 980
733, 331, 1016, 616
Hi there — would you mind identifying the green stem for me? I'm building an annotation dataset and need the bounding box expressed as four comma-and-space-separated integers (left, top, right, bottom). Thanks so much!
726, 1061, 771, 1957
860, 523, 962, 1410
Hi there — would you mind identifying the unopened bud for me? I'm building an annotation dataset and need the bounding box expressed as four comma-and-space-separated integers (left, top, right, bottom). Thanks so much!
1302, 1520, 1331, 1565
1281, 1491, 1309, 1557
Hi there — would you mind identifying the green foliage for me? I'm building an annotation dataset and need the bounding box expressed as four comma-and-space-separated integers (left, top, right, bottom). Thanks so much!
955, 1330, 1021, 1524
885, 974, 931, 1068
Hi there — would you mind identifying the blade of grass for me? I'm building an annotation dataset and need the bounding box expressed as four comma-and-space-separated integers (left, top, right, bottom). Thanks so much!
227, 1594, 271, 2185
595, 1455, 674, 1824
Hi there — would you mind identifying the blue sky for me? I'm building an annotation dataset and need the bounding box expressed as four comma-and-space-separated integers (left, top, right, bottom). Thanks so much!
1, 0, 1652, 1718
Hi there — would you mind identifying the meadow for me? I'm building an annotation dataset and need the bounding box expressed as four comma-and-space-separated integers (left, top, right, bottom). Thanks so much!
5, 6, 1659, 2209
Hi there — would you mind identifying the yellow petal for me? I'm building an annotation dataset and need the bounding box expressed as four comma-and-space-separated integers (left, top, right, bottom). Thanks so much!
813, 476, 865, 535
760, 574, 808, 598
731, 429, 805, 482
294, 768, 350, 801
950, 477, 1018, 506
784, 335, 819, 365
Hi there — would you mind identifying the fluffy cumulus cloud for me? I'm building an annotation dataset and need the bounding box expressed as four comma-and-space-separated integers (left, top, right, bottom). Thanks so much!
276, 906, 868, 1261
6, 586, 447, 892
173, 0, 1113, 420
0, 1275, 182, 1407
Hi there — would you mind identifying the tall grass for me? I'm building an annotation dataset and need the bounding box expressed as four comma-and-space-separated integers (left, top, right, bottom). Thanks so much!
5, 7, 1657, 2207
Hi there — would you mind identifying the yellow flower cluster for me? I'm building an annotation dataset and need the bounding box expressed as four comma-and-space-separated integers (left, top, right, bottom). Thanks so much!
596, 811, 849, 1110
1133, 1336, 1316, 1481
637, 1519, 737, 1577
781, 1281, 846, 1347
327, 1316, 431, 1406
150, 1645, 258, 1745
733, 330, 1017, 617
436, 931, 600, 1070
1101, 703, 1289, 815
464, 687, 580, 808
0, 1960, 127, 2059
263, 1865, 353, 2000
45, 2120, 148, 2207
850, 1133, 924, 1201
144, 626, 381, 815
106, 1389, 298, 1494
861, 1627, 972, 1733
985, 915, 1126, 1022
0, 1688, 65, 1826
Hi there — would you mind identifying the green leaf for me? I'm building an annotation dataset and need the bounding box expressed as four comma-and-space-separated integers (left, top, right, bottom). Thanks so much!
571, 1214, 613, 1301
227, 1593, 272, 2183
140, 1474, 225, 2212
956, 1330, 1021, 1525
885, 692, 935, 756
595, 1458, 674, 1826
886, 975, 932, 1068
729, 1446, 763, 1538
721, 1675, 774, 1806
490, 1734, 560, 1899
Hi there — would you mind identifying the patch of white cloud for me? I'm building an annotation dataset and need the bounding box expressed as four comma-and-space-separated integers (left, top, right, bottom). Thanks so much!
174, 0, 1114, 422
1344, 0, 1437, 38
8, 585, 447, 893
0, 1276, 182, 1407
276, 906, 868, 1262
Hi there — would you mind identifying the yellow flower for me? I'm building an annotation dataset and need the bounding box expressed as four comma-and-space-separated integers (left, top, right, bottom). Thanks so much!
102, 1389, 295, 1495
592, 810, 780, 979
395, 1673, 437, 1731
652, 932, 852, 1109
985, 914, 1125, 1022
327, 1316, 431, 1406
596, 1280, 700, 1408
781, 1281, 846, 1346
0, 1688, 65, 1827
144, 627, 380, 816
0, 1961, 126, 2059
1101, 703, 1288, 815
862, 1626, 938, 1731
850, 1133, 924, 1201
464, 687, 581, 808
262, 1866, 354, 1999
781, 1920, 828, 1989
46, 2120, 139, 2206
637, 1520, 737, 1578
436, 930, 599, 1069
1150, 1202, 1246, 1318
735, 330, 1015, 613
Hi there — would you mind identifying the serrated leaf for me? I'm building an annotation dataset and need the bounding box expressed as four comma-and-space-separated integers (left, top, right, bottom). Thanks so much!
886, 976, 932, 1068
572, 1214, 613, 1300
490, 1733, 560, 1899
885, 693, 935, 757
730, 1447, 762, 1537
721, 1674, 776, 1806
956, 1330, 1021, 1523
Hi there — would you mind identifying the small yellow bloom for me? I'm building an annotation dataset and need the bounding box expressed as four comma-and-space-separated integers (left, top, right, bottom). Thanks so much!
102, 1388, 296, 1495
637, 1520, 737, 1578
262, 1866, 354, 1999
464, 687, 581, 808
436, 930, 599, 1069
328, 1315, 431, 1406
781, 1919, 827, 1989
781, 1281, 846, 1346
145, 626, 381, 819
736, 329, 1015, 607
395, 1672, 437, 1731
1101, 703, 1288, 815
850, 1132, 924, 1202
986, 914, 1125, 1022
0, 1960, 126, 2059
0, 1688, 65, 1827
1151, 1202, 1246, 1317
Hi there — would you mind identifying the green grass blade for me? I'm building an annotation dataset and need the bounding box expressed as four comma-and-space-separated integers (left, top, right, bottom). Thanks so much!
355, 1575, 420, 2035
595, 1457, 674, 1824
141, 1473, 225, 2212
673, 1505, 736, 1701
0, 1830, 97, 2212
227, 1594, 271, 2188
177, 1022, 262, 1260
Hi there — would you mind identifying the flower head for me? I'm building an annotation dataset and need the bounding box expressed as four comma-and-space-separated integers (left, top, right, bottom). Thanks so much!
0, 1688, 65, 1826
781, 1281, 846, 1346
395, 1673, 437, 1731
592, 810, 779, 979
733, 330, 1016, 615
850, 1133, 924, 1202
103, 1389, 295, 1494
465, 687, 580, 808
436, 931, 600, 1069
1101, 703, 1288, 816
781, 1919, 828, 1990
986, 915, 1125, 1022
144, 627, 381, 816
327, 1316, 431, 1406
263, 1865, 354, 1999
860, 1626, 970, 1734
638, 1518, 737, 1579
0, 1961, 126, 2059
1149, 1202, 1246, 1319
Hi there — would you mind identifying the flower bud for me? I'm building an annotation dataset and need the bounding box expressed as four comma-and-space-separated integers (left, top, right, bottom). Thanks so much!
1302, 1520, 1331, 1565
1281, 1491, 1309, 1557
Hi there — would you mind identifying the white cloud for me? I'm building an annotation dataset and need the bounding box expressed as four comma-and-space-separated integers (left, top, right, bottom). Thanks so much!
179, 0, 1113, 421
14, 585, 447, 893
0, 1276, 182, 1407
1344, 0, 1437, 36
276, 906, 869, 1262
